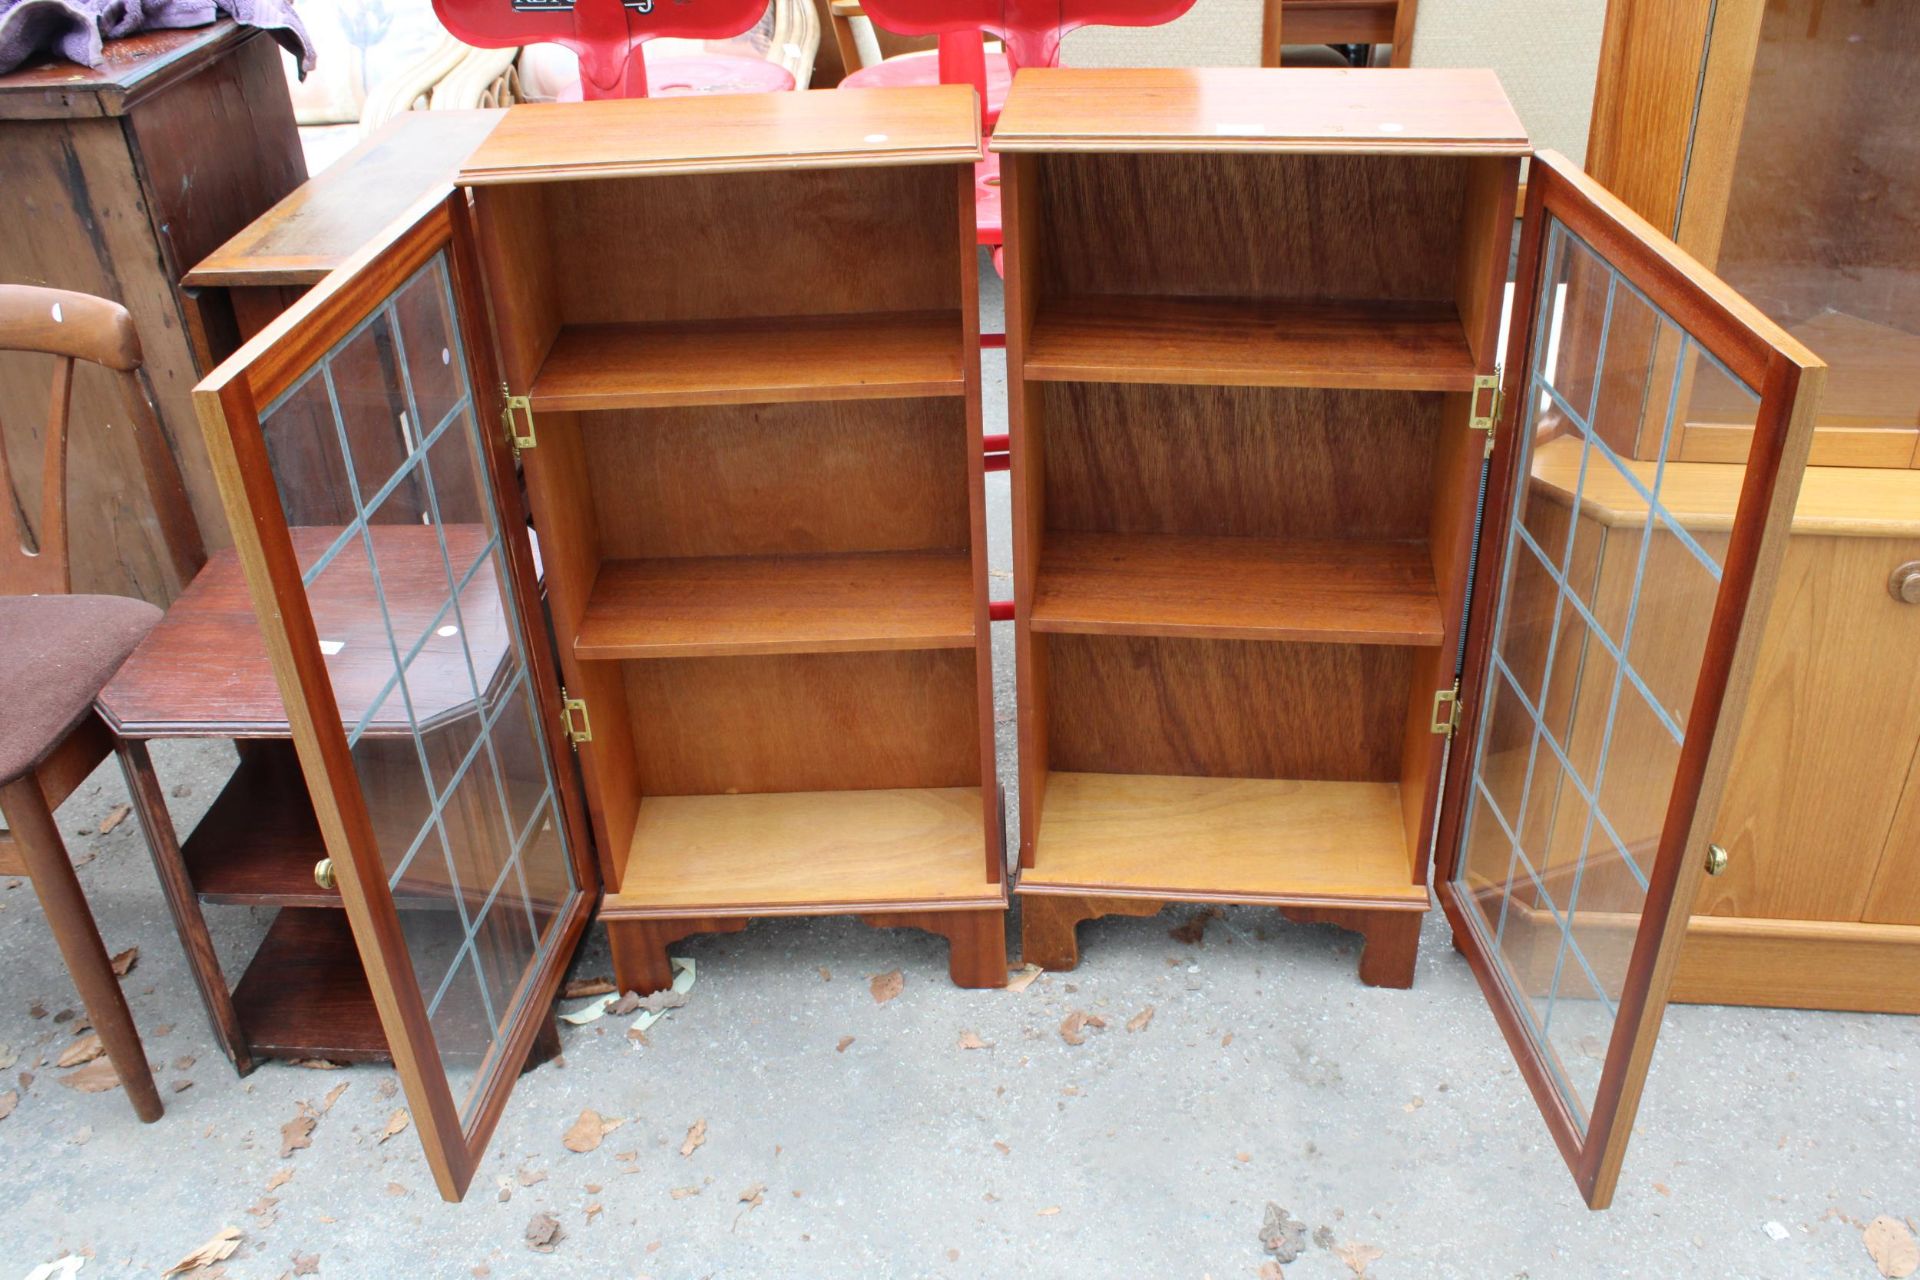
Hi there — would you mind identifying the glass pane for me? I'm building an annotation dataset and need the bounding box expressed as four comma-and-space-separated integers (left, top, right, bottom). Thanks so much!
1695, 3, 1918, 463
253, 251, 579, 1124
1454, 217, 1761, 1129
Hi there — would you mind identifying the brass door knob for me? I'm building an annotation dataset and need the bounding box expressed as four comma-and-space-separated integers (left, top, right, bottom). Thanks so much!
313, 858, 336, 890
1705, 844, 1730, 877
1891, 562, 1920, 604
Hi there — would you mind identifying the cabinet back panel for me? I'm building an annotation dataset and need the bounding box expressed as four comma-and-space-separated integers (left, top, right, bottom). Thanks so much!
624, 650, 980, 795
1046, 634, 1411, 781
1035, 153, 1467, 303
583, 399, 971, 558
1042, 383, 1443, 540
539, 168, 962, 325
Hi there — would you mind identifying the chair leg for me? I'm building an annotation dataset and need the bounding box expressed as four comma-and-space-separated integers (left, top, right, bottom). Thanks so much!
1, 773, 163, 1122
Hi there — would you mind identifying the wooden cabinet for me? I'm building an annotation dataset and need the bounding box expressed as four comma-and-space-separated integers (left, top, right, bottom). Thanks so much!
1586, 0, 1920, 1012
0, 23, 304, 604
192, 87, 999, 1201
992, 67, 1824, 1209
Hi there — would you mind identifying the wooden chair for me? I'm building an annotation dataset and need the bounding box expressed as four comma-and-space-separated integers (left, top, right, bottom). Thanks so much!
0, 285, 203, 1124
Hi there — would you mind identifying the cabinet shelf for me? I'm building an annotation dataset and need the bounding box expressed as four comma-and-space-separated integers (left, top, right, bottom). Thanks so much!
604, 787, 998, 917
528, 311, 967, 412
1030, 531, 1443, 646
181, 745, 333, 907
1025, 772, 1427, 907
230, 908, 390, 1063
574, 551, 976, 660
1024, 296, 1478, 391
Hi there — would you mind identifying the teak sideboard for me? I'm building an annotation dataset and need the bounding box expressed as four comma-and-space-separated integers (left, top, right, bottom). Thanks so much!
191, 87, 998, 1201
191, 76, 1823, 1211
992, 68, 1823, 1209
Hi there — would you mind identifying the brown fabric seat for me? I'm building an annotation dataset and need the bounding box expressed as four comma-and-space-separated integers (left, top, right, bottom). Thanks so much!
0, 594, 161, 785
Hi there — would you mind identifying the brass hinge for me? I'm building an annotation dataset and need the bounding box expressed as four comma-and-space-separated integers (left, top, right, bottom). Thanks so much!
559, 686, 592, 749
1430, 681, 1462, 737
1469, 372, 1503, 458
500, 382, 535, 457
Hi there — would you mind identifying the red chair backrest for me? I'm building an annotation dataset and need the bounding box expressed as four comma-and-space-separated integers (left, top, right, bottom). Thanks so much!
433, 0, 770, 98
854, 0, 1198, 71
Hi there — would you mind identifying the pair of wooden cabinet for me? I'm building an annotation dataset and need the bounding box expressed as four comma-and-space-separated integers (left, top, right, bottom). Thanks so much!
193, 75, 1821, 1208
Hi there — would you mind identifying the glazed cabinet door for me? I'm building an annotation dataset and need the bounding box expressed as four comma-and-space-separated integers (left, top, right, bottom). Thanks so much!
1435, 152, 1824, 1208
193, 193, 598, 1202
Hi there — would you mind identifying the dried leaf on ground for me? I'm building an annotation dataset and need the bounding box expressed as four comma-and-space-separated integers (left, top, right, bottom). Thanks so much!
281, 1103, 318, 1157
99, 804, 131, 834
518, 1164, 548, 1187
266, 1167, 294, 1191
869, 970, 904, 1005
68, 1126, 91, 1146
290, 1058, 344, 1070
1334, 1243, 1384, 1276
1259, 1203, 1307, 1262
1866, 1216, 1920, 1279
669, 1184, 702, 1199
163, 1226, 241, 1276
1168, 907, 1222, 946
835, 1036, 854, 1053
562, 977, 615, 999
562, 1108, 623, 1154
635, 989, 688, 1014
584, 1202, 603, 1222
1036, 1206, 1061, 1217
320, 1082, 349, 1113
525, 1212, 563, 1254
292, 1254, 320, 1276
109, 946, 139, 977
173, 1055, 196, 1072
606, 992, 643, 1016
817, 967, 832, 982
1005, 964, 1044, 993
56, 1058, 120, 1094
386, 1182, 407, 1196
1126, 1006, 1155, 1033
739, 1181, 766, 1208
378, 1109, 410, 1143
0, 1090, 16, 1121
958, 1030, 992, 1051
680, 1118, 707, 1157
55, 1034, 103, 1068
1058, 1011, 1107, 1046
1258, 1264, 1285, 1280
0, 1044, 15, 1070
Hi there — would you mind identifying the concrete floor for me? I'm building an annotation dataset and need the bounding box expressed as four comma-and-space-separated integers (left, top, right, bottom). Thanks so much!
1, 261, 1914, 1278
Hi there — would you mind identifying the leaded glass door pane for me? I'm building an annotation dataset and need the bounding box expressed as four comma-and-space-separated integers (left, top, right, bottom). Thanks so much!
1436, 153, 1823, 1210
195, 197, 596, 1201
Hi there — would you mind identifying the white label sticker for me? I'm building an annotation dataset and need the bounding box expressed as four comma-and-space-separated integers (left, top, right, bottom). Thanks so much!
50, 302, 63, 323
864, 133, 889, 143
440, 347, 451, 365
318, 640, 345, 655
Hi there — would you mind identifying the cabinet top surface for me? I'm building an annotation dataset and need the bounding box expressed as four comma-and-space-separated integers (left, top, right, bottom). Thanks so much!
992, 68, 1530, 156
0, 19, 251, 118
187, 111, 503, 288
458, 86, 982, 185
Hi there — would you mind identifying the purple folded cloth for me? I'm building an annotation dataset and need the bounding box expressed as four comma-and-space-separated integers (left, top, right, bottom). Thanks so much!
0, 0, 316, 77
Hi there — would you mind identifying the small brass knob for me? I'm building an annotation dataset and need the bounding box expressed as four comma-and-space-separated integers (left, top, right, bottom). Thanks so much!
1891, 562, 1920, 605
1705, 844, 1730, 877
313, 858, 336, 891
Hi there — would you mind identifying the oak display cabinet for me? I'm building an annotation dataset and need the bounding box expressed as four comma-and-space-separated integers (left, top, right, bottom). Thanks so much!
192, 87, 1000, 1201
994, 67, 1824, 1208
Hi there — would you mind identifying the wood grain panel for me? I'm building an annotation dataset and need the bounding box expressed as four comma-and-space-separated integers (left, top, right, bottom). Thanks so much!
1045, 634, 1412, 781
541, 165, 961, 326
1035, 152, 1469, 302
1697, 535, 1920, 922
624, 649, 981, 795
609, 787, 995, 915
584, 398, 970, 559
1026, 771, 1426, 906
1041, 382, 1443, 540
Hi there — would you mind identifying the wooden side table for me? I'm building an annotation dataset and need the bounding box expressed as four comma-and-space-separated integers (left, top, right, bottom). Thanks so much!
181, 109, 503, 371
99, 527, 522, 1072
0, 23, 303, 606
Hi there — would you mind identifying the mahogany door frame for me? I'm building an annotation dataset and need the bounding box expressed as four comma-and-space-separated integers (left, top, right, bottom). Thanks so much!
1433, 150, 1824, 1209
192, 190, 600, 1202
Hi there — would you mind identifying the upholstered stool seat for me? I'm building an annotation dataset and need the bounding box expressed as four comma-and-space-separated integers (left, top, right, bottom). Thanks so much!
0, 594, 161, 784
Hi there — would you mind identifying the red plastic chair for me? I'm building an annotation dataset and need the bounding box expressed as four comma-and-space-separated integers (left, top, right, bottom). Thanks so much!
433, 0, 785, 99
840, 0, 1199, 251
